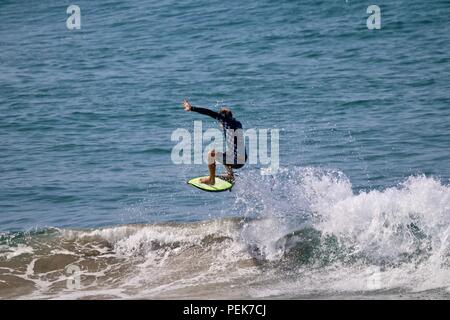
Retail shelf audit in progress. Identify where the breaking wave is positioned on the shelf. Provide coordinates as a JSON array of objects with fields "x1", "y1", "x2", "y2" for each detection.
[{"x1": 1, "y1": 167, "x2": 449, "y2": 299}]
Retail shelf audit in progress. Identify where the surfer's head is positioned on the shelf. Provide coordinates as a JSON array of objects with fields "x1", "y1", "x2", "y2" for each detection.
[{"x1": 219, "y1": 107, "x2": 233, "y2": 120}]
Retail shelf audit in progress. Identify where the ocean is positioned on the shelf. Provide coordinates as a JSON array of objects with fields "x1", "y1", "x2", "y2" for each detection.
[{"x1": 0, "y1": 0, "x2": 449, "y2": 299}]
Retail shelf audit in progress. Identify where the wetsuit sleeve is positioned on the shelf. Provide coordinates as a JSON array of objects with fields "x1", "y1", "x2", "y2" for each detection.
[{"x1": 191, "y1": 106, "x2": 226, "y2": 121}]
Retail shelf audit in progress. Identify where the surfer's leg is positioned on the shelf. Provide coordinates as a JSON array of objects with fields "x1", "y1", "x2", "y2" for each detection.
[
  {"x1": 221, "y1": 165, "x2": 234, "y2": 183},
  {"x1": 200, "y1": 149, "x2": 216, "y2": 185},
  {"x1": 216, "y1": 152, "x2": 234, "y2": 182}
]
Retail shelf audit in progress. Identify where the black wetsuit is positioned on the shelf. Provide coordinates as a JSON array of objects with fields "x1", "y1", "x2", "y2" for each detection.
[{"x1": 191, "y1": 106, "x2": 247, "y2": 169}]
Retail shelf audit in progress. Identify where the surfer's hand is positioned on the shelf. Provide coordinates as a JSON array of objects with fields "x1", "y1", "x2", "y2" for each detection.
[{"x1": 183, "y1": 99, "x2": 192, "y2": 111}]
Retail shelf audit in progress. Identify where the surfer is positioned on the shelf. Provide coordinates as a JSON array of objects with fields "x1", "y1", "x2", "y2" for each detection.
[{"x1": 183, "y1": 99, "x2": 247, "y2": 185}]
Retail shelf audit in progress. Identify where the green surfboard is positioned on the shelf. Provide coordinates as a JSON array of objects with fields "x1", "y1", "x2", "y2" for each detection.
[{"x1": 187, "y1": 176, "x2": 233, "y2": 192}]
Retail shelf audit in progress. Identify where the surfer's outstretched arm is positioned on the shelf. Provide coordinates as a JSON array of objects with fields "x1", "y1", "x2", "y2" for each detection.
[
  {"x1": 191, "y1": 106, "x2": 221, "y2": 119},
  {"x1": 183, "y1": 99, "x2": 226, "y2": 121}
]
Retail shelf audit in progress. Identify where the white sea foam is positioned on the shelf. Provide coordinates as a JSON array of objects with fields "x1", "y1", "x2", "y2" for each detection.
[
  {"x1": 0, "y1": 244, "x2": 34, "y2": 260},
  {"x1": 2, "y1": 167, "x2": 450, "y2": 299}
]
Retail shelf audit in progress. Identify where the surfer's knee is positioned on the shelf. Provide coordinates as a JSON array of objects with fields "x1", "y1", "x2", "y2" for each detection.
[{"x1": 207, "y1": 149, "x2": 216, "y2": 165}]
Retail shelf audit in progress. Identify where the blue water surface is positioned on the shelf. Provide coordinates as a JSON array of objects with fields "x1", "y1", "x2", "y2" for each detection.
[{"x1": 1, "y1": 0, "x2": 449, "y2": 231}]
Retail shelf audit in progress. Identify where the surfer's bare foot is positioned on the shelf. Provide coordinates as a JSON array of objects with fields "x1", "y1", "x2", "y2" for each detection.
[
  {"x1": 221, "y1": 165, "x2": 234, "y2": 183},
  {"x1": 220, "y1": 173, "x2": 234, "y2": 183},
  {"x1": 200, "y1": 176, "x2": 215, "y2": 185}
]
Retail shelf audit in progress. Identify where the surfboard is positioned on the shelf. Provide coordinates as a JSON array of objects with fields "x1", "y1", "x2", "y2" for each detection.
[{"x1": 187, "y1": 176, "x2": 233, "y2": 192}]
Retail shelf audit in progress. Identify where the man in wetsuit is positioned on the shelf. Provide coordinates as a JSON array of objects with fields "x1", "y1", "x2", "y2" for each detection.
[{"x1": 183, "y1": 99, "x2": 247, "y2": 185}]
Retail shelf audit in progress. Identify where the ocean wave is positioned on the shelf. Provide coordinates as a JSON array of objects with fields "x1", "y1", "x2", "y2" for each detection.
[{"x1": 1, "y1": 168, "x2": 449, "y2": 299}]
